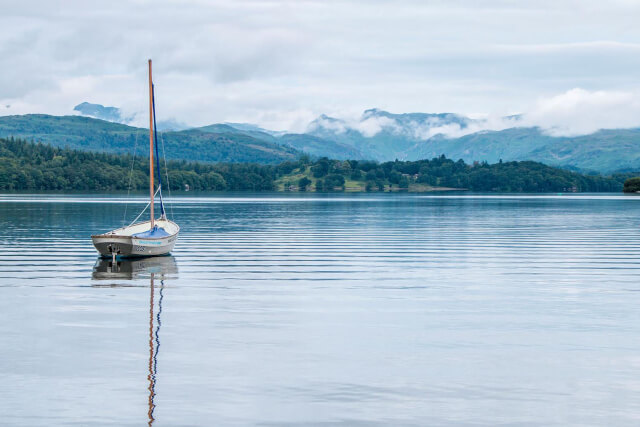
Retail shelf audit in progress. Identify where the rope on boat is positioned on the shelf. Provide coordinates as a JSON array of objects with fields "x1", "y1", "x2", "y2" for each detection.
[
  {"x1": 159, "y1": 131, "x2": 174, "y2": 220},
  {"x1": 123, "y1": 128, "x2": 141, "y2": 227},
  {"x1": 122, "y1": 79, "x2": 173, "y2": 227},
  {"x1": 129, "y1": 187, "x2": 161, "y2": 227},
  {"x1": 151, "y1": 83, "x2": 166, "y2": 218}
]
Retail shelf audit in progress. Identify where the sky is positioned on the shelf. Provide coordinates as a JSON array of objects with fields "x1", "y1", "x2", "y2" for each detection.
[{"x1": 2, "y1": 0, "x2": 640, "y2": 135}]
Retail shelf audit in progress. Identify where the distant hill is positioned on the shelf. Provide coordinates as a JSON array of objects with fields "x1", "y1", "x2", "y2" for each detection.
[
  {"x1": 306, "y1": 108, "x2": 479, "y2": 160},
  {"x1": 4, "y1": 109, "x2": 640, "y2": 172},
  {"x1": 404, "y1": 127, "x2": 640, "y2": 173},
  {"x1": 0, "y1": 114, "x2": 300, "y2": 164},
  {"x1": 73, "y1": 102, "x2": 187, "y2": 130},
  {"x1": 196, "y1": 122, "x2": 365, "y2": 159},
  {"x1": 278, "y1": 133, "x2": 365, "y2": 159},
  {"x1": 0, "y1": 137, "x2": 278, "y2": 191},
  {"x1": 73, "y1": 102, "x2": 127, "y2": 123},
  {"x1": 304, "y1": 109, "x2": 640, "y2": 173}
]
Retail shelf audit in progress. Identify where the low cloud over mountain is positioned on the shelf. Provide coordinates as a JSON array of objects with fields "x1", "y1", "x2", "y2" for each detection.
[
  {"x1": 73, "y1": 102, "x2": 132, "y2": 123},
  {"x1": 7, "y1": 89, "x2": 640, "y2": 173},
  {"x1": 73, "y1": 102, "x2": 187, "y2": 131},
  {"x1": 307, "y1": 88, "x2": 640, "y2": 141}
]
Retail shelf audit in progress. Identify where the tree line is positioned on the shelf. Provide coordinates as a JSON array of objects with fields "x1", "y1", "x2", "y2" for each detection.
[
  {"x1": 0, "y1": 137, "x2": 632, "y2": 192},
  {"x1": 0, "y1": 137, "x2": 277, "y2": 191},
  {"x1": 291, "y1": 156, "x2": 630, "y2": 193}
]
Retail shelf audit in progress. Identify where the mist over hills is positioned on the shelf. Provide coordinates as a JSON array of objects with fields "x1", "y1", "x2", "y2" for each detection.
[
  {"x1": 73, "y1": 102, "x2": 127, "y2": 123},
  {"x1": 303, "y1": 108, "x2": 640, "y2": 173},
  {"x1": 6, "y1": 104, "x2": 640, "y2": 173},
  {"x1": 73, "y1": 102, "x2": 188, "y2": 131},
  {"x1": 306, "y1": 108, "x2": 484, "y2": 161},
  {"x1": 253, "y1": 108, "x2": 640, "y2": 173}
]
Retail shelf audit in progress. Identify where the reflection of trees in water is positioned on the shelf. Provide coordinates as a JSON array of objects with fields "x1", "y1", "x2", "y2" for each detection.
[{"x1": 147, "y1": 273, "x2": 164, "y2": 426}]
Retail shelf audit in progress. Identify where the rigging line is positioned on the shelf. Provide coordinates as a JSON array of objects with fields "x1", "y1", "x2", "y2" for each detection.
[
  {"x1": 159, "y1": 132, "x2": 174, "y2": 220},
  {"x1": 124, "y1": 77, "x2": 146, "y2": 227},
  {"x1": 123, "y1": 129, "x2": 141, "y2": 227},
  {"x1": 151, "y1": 83, "x2": 165, "y2": 218},
  {"x1": 129, "y1": 187, "x2": 161, "y2": 227}
]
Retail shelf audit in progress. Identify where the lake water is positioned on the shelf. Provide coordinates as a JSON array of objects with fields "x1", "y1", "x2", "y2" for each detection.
[{"x1": 1, "y1": 193, "x2": 640, "y2": 426}]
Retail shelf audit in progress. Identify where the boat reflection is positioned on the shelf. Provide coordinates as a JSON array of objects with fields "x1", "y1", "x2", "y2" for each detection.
[
  {"x1": 92, "y1": 257, "x2": 173, "y2": 425},
  {"x1": 92, "y1": 255, "x2": 178, "y2": 281}
]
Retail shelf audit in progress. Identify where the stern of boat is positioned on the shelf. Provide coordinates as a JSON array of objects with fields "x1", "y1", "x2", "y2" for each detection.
[{"x1": 91, "y1": 234, "x2": 135, "y2": 257}]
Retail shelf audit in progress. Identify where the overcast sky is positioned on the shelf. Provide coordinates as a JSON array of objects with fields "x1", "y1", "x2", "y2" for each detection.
[{"x1": 2, "y1": 0, "x2": 640, "y2": 134}]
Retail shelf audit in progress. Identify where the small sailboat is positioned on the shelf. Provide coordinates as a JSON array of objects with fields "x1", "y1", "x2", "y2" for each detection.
[{"x1": 92, "y1": 60, "x2": 179, "y2": 258}]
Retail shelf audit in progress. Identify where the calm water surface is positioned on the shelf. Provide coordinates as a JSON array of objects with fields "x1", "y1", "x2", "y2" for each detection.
[{"x1": 1, "y1": 193, "x2": 640, "y2": 426}]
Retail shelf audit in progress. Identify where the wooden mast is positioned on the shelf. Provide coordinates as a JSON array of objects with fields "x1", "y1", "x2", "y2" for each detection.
[{"x1": 148, "y1": 59, "x2": 155, "y2": 229}]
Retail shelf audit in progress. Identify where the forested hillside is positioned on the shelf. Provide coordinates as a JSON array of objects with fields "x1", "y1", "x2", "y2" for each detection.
[
  {"x1": 5, "y1": 113, "x2": 640, "y2": 173},
  {"x1": 278, "y1": 156, "x2": 630, "y2": 192},
  {"x1": 0, "y1": 114, "x2": 299, "y2": 164},
  {"x1": 0, "y1": 137, "x2": 279, "y2": 191},
  {"x1": 0, "y1": 138, "x2": 631, "y2": 193}
]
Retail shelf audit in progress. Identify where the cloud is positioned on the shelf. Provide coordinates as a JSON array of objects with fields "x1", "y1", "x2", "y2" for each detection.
[
  {"x1": 308, "y1": 110, "x2": 520, "y2": 140},
  {"x1": 353, "y1": 115, "x2": 400, "y2": 137},
  {"x1": 2, "y1": 0, "x2": 640, "y2": 133},
  {"x1": 522, "y1": 88, "x2": 640, "y2": 136},
  {"x1": 307, "y1": 88, "x2": 640, "y2": 140},
  {"x1": 308, "y1": 115, "x2": 348, "y2": 134}
]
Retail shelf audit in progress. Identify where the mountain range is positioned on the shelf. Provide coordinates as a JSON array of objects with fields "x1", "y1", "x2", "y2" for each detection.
[
  {"x1": 73, "y1": 102, "x2": 188, "y2": 131},
  {"x1": 1, "y1": 104, "x2": 639, "y2": 173},
  {"x1": 303, "y1": 109, "x2": 640, "y2": 173},
  {"x1": 0, "y1": 114, "x2": 298, "y2": 164}
]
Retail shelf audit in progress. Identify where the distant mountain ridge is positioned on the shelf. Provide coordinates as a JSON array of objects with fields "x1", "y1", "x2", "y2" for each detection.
[
  {"x1": 301, "y1": 108, "x2": 640, "y2": 173},
  {"x1": 3, "y1": 106, "x2": 640, "y2": 172},
  {"x1": 306, "y1": 108, "x2": 515, "y2": 160},
  {"x1": 73, "y1": 102, "x2": 188, "y2": 131},
  {"x1": 73, "y1": 102, "x2": 127, "y2": 123},
  {"x1": 0, "y1": 114, "x2": 299, "y2": 164},
  {"x1": 196, "y1": 122, "x2": 367, "y2": 160}
]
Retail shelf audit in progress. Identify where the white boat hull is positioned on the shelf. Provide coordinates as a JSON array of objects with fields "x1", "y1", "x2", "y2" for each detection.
[{"x1": 91, "y1": 219, "x2": 179, "y2": 258}]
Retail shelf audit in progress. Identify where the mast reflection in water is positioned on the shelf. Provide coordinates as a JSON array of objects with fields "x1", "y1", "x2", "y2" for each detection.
[
  {"x1": 147, "y1": 272, "x2": 164, "y2": 425},
  {"x1": 92, "y1": 256, "x2": 177, "y2": 425}
]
